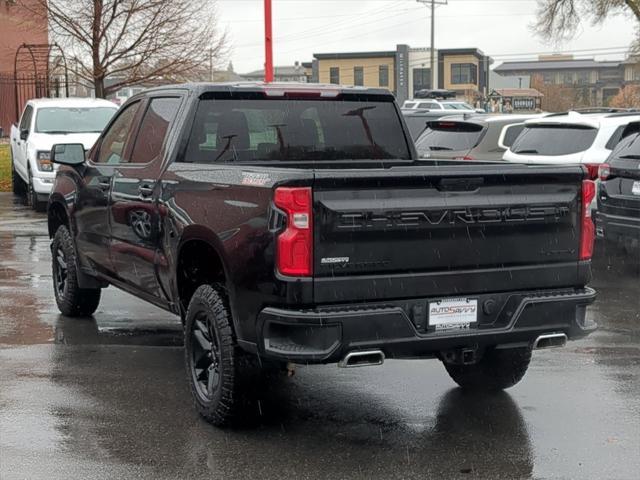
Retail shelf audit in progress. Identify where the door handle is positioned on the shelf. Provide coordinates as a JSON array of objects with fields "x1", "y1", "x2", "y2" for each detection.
[{"x1": 138, "y1": 184, "x2": 153, "y2": 198}]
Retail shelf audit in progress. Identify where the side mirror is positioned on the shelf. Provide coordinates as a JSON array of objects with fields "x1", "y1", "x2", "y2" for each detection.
[
  {"x1": 20, "y1": 129, "x2": 29, "y2": 141},
  {"x1": 51, "y1": 143, "x2": 86, "y2": 166}
]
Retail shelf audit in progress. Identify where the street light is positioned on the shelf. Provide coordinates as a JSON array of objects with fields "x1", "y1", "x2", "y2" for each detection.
[{"x1": 416, "y1": 0, "x2": 448, "y2": 90}]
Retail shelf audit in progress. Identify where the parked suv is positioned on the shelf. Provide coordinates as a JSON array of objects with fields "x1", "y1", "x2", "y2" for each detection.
[
  {"x1": 596, "y1": 121, "x2": 640, "y2": 257},
  {"x1": 10, "y1": 98, "x2": 118, "y2": 211},
  {"x1": 503, "y1": 111, "x2": 640, "y2": 167},
  {"x1": 414, "y1": 114, "x2": 543, "y2": 160},
  {"x1": 47, "y1": 83, "x2": 596, "y2": 426}
]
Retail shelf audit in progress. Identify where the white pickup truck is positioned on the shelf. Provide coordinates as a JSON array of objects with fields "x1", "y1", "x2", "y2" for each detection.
[{"x1": 10, "y1": 98, "x2": 118, "y2": 211}]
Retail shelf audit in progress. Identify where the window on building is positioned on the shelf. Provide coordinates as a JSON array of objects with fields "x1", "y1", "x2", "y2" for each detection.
[
  {"x1": 542, "y1": 72, "x2": 554, "y2": 85},
  {"x1": 450, "y1": 63, "x2": 477, "y2": 85},
  {"x1": 576, "y1": 71, "x2": 590, "y2": 85},
  {"x1": 379, "y1": 65, "x2": 389, "y2": 87},
  {"x1": 329, "y1": 67, "x2": 339, "y2": 85},
  {"x1": 413, "y1": 68, "x2": 431, "y2": 94},
  {"x1": 562, "y1": 72, "x2": 574, "y2": 85},
  {"x1": 354, "y1": 66, "x2": 364, "y2": 86}
]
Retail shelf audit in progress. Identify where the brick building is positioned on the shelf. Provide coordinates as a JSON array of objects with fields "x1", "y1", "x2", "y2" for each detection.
[
  {"x1": 0, "y1": 0, "x2": 48, "y2": 73},
  {"x1": 0, "y1": 0, "x2": 48, "y2": 135}
]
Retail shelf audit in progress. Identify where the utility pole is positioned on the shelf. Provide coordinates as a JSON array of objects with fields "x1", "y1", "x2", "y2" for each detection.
[
  {"x1": 417, "y1": 0, "x2": 447, "y2": 90},
  {"x1": 264, "y1": 0, "x2": 274, "y2": 82}
]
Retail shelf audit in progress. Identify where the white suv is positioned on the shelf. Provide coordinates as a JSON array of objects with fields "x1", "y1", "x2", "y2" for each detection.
[
  {"x1": 503, "y1": 111, "x2": 640, "y2": 167},
  {"x1": 10, "y1": 98, "x2": 118, "y2": 211}
]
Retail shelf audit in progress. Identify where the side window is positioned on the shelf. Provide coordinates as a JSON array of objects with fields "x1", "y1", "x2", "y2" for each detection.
[
  {"x1": 501, "y1": 123, "x2": 525, "y2": 148},
  {"x1": 605, "y1": 125, "x2": 625, "y2": 150},
  {"x1": 96, "y1": 101, "x2": 141, "y2": 164},
  {"x1": 19, "y1": 105, "x2": 33, "y2": 131},
  {"x1": 129, "y1": 97, "x2": 182, "y2": 164}
]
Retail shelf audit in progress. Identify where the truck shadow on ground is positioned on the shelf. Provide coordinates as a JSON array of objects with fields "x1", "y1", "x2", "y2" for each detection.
[{"x1": 49, "y1": 313, "x2": 534, "y2": 479}]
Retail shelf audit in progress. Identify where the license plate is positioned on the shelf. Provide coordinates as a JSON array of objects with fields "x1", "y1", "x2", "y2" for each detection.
[
  {"x1": 632, "y1": 181, "x2": 640, "y2": 196},
  {"x1": 428, "y1": 298, "x2": 478, "y2": 331}
]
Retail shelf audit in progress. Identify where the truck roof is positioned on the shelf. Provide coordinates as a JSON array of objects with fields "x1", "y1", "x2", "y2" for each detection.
[
  {"x1": 141, "y1": 81, "x2": 394, "y2": 98},
  {"x1": 26, "y1": 97, "x2": 118, "y2": 109}
]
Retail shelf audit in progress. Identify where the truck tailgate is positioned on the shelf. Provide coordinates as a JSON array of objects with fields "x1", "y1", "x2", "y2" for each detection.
[{"x1": 313, "y1": 163, "x2": 587, "y2": 303}]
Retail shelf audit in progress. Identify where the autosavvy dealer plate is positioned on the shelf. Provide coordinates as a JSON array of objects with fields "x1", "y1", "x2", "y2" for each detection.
[
  {"x1": 428, "y1": 298, "x2": 478, "y2": 331},
  {"x1": 632, "y1": 181, "x2": 640, "y2": 196}
]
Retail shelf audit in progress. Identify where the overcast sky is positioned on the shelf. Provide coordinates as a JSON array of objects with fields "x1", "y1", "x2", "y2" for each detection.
[{"x1": 216, "y1": 0, "x2": 637, "y2": 74}]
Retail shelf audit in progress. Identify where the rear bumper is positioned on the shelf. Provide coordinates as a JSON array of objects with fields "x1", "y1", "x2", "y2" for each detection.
[
  {"x1": 256, "y1": 287, "x2": 597, "y2": 363},
  {"x1": 596, "y1": 211, "x2": 640, "y2": 247}
]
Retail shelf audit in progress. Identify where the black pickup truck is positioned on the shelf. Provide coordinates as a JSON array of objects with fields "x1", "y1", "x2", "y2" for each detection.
[{"x1": 47, "y1": 83, "x2": 597, "y2": 426}]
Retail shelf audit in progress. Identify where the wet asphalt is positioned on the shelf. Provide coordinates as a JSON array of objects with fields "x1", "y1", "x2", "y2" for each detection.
[{"x1": 0, "y1": 192, "x2": 638, "y2": 480}]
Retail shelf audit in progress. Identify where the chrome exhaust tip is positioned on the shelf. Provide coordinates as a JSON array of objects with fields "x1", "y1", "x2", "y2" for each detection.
[
  {"x1": 338, "y1": 350, "x2": 385, "y2": 368},
  {"x1": 533, "y1": 333, "x2": 568, "y2": 350}
]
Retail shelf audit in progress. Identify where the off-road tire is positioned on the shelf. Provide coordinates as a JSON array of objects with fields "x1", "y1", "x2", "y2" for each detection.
[
  {"x1": 51, "y1": 225, "x2": 101, "y2": 317},
  {"x1": 443, "y1": 346, "x2": 532, "y2": 391},
  {"x1": 11, "y1": 153, "x2": 26, "y2": 196},
  {"x1": 28, "y1": 166, "x2": 46, "y2": 212},
  {"x1": 185, "y1": 284, "x2": 274, "y2": 427}
]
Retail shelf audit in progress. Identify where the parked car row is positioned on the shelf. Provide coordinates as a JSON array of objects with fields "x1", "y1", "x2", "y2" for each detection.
[
  {"x1": 9, "y1": 92, "x2": 638, "y2": 264},
  {"x1": 403, "y1": 108, "x2": 640, "y2": 258}
]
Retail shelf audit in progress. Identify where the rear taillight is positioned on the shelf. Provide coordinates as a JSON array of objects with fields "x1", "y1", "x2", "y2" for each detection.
[
  {"x1": 598, "y1": 163, "x2": 611, "y2": 181},
  {"x1": 584, "y1": 163, "x2": 600, "y2": 180},
  {"x1": 580, "y1": 180, "x2": 596, "y2": 260},
  {"x1": 454, "y1": 155, "x2": 475, "y2": 161},
  {"x1": 274, "y1": 187, "x2": 313, "y2": 276}
]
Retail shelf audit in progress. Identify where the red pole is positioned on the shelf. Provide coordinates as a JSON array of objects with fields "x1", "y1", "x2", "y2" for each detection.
[{"x1": 264, "y1": 0, "x2": 274, "y2": 82}]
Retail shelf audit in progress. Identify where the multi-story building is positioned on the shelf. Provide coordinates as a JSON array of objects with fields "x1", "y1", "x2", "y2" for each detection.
[
  {"x1": 312, "y1": 50, "x2": 396, "y2": 92},
  {"x1": 494, "y1": 55, "x2": 639, "y2": 108},
  {"x1": 311, "y1": 45, "x2": 491, "y2": 104}
]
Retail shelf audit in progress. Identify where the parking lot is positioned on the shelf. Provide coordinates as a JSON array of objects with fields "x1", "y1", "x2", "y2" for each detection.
[{"x1": 0, "y1": 192, "x2": 638, "y2": 480}]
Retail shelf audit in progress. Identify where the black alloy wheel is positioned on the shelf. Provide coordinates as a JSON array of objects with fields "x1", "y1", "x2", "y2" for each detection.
[
  {"x1": 53, "y1": 245, "x2": 68, "y2": 299},
  {"x1": 189, "y1": 310, "x2": 223, "y2": 403}
]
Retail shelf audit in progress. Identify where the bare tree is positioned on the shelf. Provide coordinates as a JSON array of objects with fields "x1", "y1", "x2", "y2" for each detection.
[
  {"x1": 22, "y1": 0, "x2": 227, "y2": 97},
  {"x1": 534, "y1": 0, "x2": 640, "y2": 43},
  {"x1": 609, "y1": 84, "x2": 640, "y2": 106}
]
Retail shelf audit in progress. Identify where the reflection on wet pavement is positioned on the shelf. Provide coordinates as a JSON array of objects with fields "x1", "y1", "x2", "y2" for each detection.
[{"x1": 0, "y1": 193, "x2": 639, "y2": 480}]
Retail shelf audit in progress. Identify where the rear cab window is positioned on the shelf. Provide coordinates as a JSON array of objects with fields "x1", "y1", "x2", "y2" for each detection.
[
  {"x1": 510, "y1": 124, "x2": 597, "y2": 156},
  {"x1": 415, "y1": 121, "x2": 485, "y2": 154},
  {"x1": 183, "y1": 93, "x2": 411, "y2": 164}
]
